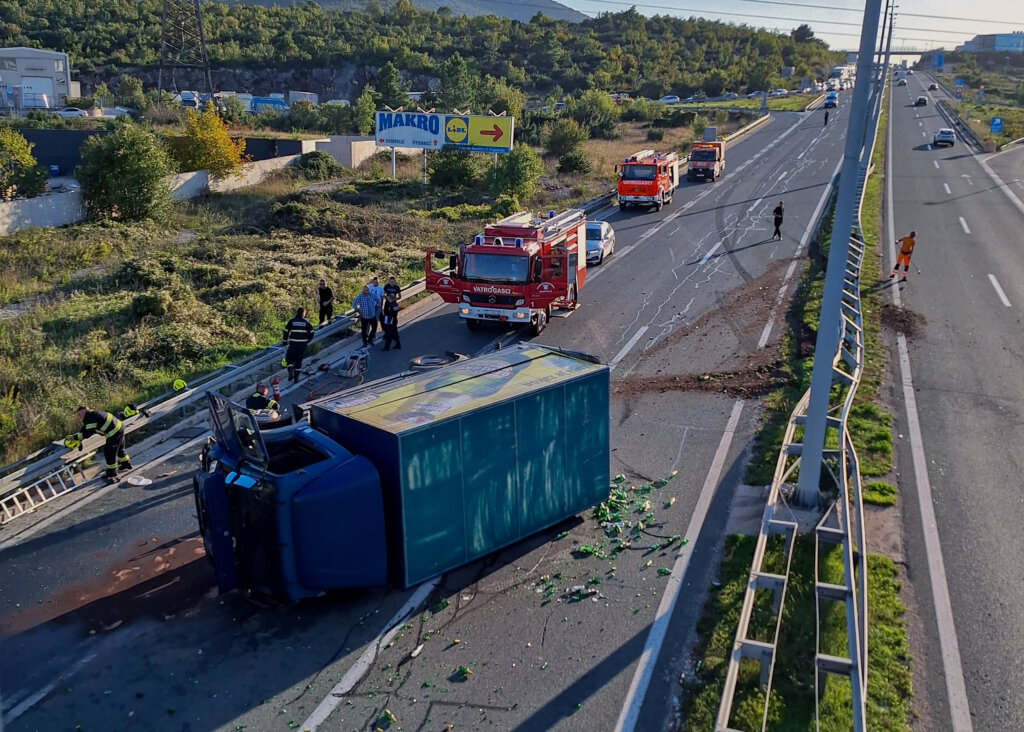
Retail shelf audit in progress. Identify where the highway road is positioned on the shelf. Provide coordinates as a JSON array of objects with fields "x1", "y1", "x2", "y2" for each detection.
[
  {"x1": 0, "y1": 100, "x2": 849, "y2": 732},
  {"x1": 888, "y1": 72, "x2": 1024, "y2": 732}
]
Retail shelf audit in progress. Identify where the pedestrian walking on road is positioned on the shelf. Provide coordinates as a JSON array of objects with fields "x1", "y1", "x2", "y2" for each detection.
[
  {"x1": 317, "y1": 279, "x2": 334, "y2": 327},
  {"x1": 824, "y1": 109, "x2": 829, "y2": 125},
  {"x1": 245, "y1": 383, "x2": 279, "y2": 411},
  {"x1": 891, "y1": 230, "x2": 917, "y2": 282},
  {"x1": 283, "y1": 307, "x2": 314, "y2": 382},
  {"x1": 352, "y1": 285, "x2": 381, "y2": 346},
  {"x1": 67, "y1": 407, "x2": 132, "y2": 484},
  {"x1": 381, "y1": 293, "x2": 402, "y2": 351},
  {"x1": 771, "y1": 201, "x2": 785, "y2": 240}
]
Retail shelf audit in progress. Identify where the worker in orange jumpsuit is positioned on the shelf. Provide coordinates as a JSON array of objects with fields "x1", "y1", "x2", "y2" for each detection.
[{"x1": 891, "y1": 231, "x2": 916, "y2": 282}]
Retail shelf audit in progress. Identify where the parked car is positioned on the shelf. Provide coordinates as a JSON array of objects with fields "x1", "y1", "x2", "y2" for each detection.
[
  {"x1": 745, "y1": 90, "x2": 765, "y2": 98},
  {"x1": 659, "y1": 95, "x2": 681, "y2": 104},
  {"x1": 915, "y1": 96, "x2": 928, "y2": 106},
  {"x1": 768, "y1": 88, "x2": 789, "y2": 98},
  {"x1": 55, "y1": 107, "x2": 86, "y2": 118},
  {"x1": 928, "y1": 83, "x2": 939, "y2": 91},
  {"x1": 585, "y1": 221, "x2": 616, "y2": 265},
  {"x1": 933, "y1": 128, "x2": 955, "y2": 147}
]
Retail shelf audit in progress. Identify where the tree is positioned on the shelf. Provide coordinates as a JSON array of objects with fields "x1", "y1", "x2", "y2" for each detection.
[
  {"x1": 0, "y1": 128, "x2": 44, "y2": 199},
  {"x1": 477, "y1": 76, "x2": 526, "y2": 120},
  {"x1": 219, "y1": 95, "x2": 249, "y2": 123},
  {"x1": 93, "y1": 81, "x2": 112, "y2": 106},
  {"x1": 376, "y1": 61, "x2": 409, "y2": 109},
  {"x1": 172, "y1": 101, "x2": 246, "y2": 180},
  {"x1": 791, "y1": 24, "x2": 815, "y2": 43},
  {"x1": 355, "y1": 86, "x2": 376, "y2": 135},
  {"x1": 569, "y1": 89, "x2": 619, "y2": 138},
  {"x1": 487, "y1": 142, "x2": 543, "y2": 201},
  {"x1": 544, "y1": 118, "x2": 588, "y2": 158},
  {"x1": 78, "y1": 122, "x2": 175, "y2": 221},
  {"x1": 437, "y1": 52, "x2": 475, "y2": 111},
  {"x1": 118, "y1": 74, "x2": 145, "y2": 108}
]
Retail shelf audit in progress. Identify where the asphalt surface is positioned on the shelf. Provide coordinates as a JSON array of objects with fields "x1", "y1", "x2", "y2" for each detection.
[
  {"x1": 0, "y1": 103, "x2": 851, "y2": 732},
  {"x1": 888, "y1": 73, "x2": 1024, "y2": 732}
]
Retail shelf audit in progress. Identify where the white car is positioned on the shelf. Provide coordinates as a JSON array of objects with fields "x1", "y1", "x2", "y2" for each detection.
[
  {"x1": 933, "y1": 128, "x2": 955, "y2": 147},
  {"x1": 56, "y1": 107, "x2": 87, "y2": 118},
  {"x1": 586, "y1": 221, "x2": 616, "y2": 265},
  {"x1": 659, "y1": 95, "x2": 681, "y2": 104}
]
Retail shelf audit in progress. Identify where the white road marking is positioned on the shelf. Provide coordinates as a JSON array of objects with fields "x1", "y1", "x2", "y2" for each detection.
[
  {"x1": 614, "y1": 400, "x2": 744, "y2": 732},
  {"x1": 943, "y1": 183, "x2": 951, "y2": 195},
  {"x1": 980, "y1": 155, "x2": 1024, "y2": 218},
  {"x1": 3, "y1": 651, "x2": 97, "y2": 722},
  {"x1": 758, "y1": 157, "x2": 843, "y2": 348},
  {"x1": 886, "y1": 88, "x2": 974, "y2": 732},
  {"x1": 699, "y1": 241, "x2": 723, "y2": 265},
  {"x1": 934, "y1": 160, "x2": 940, "y2": 169},
  {"x1": 959, "y1": 216, "x2": 971, "y2": 234},
  {"x1": 609, "y1": 326, "x2": 649, "y2": 370},
  {"x1": 302, "y1": 579, "x2": 440, "y2": 730},
  {"x1": 988, "y1": 274, "x2": 1012, "y2": 307},
  {"x1": 897, "y1": 335, "x2": 975, "y2": 731}
]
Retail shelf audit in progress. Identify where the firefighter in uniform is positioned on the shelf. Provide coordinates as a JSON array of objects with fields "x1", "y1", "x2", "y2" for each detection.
[
  {"x1": 245, "y1": 383, "x2": 279, "y2": 411},
  {"x1": 283, "y1": 307, "x2": 314, "y2": 383},
  {"x1": 66, "y1": 406, "x2": 135, "y2": 484}
]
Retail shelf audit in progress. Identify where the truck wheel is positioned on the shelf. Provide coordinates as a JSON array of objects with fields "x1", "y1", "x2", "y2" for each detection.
[
  {"x1": 568, "y1": 284, "x2": 577, "y2": 304},
  {"x1": 655, "y1": 198, "x2": 663, "y2": 211},
  {"x1": 530, "y1": 309, "x2": 548, "y2": 336},
  {"x1": 466, "y1": 318, "x2": 481, "y2": 331}
]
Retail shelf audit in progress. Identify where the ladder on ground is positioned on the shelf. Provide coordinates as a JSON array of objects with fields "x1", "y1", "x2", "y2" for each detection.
[{"x1": 0, "y1": 461, "x2": 90, "y2": 525}]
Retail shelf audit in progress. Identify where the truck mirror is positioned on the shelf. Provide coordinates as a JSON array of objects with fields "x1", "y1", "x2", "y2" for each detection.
[
  {"x1": 533, "y1": 259, "x2": 542, "y2": 282},
  {"x1": 449, "y1": 254, "x2": 458, "y2": 271}
]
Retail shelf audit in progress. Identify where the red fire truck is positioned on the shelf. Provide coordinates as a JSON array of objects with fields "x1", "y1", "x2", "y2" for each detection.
[
  {"x1": 426, "y1": 209, "x2": 587, "y2": 335},
  {"x1": 616, "y1": 149, "x2": 681, "y2": 211}
]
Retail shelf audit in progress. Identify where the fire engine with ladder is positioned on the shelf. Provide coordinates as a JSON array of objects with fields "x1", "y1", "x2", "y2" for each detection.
[
  {"x1": 426, "y1": 209, "x2": 587, "y2": 336},
  {"x1": 616, "y1": 149, "x2": 681, "y2": 211}
]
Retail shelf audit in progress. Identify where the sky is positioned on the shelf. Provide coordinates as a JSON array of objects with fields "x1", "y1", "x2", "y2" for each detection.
[{"x1": 566, "y1": 0, "x2": 1024, "y2": 55}]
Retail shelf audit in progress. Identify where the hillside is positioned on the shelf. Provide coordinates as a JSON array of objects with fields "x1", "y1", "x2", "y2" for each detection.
[
  {"x1": 224, "y1": 0, "x2": 587, "y2": 23},
  {"x1": 0, "y1": 1, "x2": 841, "y2": 98}
]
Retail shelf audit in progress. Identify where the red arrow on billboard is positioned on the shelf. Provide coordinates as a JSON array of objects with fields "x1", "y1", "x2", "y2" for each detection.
[{"x1": 481, "y1": 124, "x2": 504, "y2": 142}]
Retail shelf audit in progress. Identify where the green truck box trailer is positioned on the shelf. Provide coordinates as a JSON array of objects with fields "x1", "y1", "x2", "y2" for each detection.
[{"x1": 308, "y1": 343, "x2": 610, "y2": 588}]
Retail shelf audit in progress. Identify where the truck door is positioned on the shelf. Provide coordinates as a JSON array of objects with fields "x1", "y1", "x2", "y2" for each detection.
[
  {"x1": 425, "y1": 250, "x2": 461, "y2": 301},
  {"x1": 534, "y1": 251, "x2": 569, "y2": 305}
]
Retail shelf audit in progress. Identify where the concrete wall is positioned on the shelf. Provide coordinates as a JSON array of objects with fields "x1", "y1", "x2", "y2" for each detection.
[
  {"x1": 0, "y1": 190, "x2": 83, "y2": 235},
  {"x1": 2, "y1": 154, "x2": 300, "y2": 234},
  {"x1": 315, "y1": 136, "x2": 418, "y2": 169}
]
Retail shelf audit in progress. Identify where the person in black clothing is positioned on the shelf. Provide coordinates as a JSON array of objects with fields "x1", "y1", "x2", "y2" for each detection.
[
  {"x1": 381, "y1": 293, "x2": 402, "y2": 351},
  {"x1": 383, "y1": 276, "x2": 402, "y2": 301},
  {"x1": 283, "y1": 307, "x2": 314, "y2": 382},
  {"x1": 771, "y1": 201, "x2": 784, "y2": 240},
  {"x1": 245, "y1": 383, "x2": 279, "y2": 411},
  {"x1": 317, "y1": 279, "x2": 334, "y2": 327},
  {"x1": 68, "y1": 407, "x2": 132, "y2": 484},
  {"x1": 824, "y1": 109, "x2": 829, "y2": 125}
]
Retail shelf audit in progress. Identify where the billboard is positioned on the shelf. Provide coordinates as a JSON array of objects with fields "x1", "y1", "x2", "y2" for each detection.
[{"x1": 376, "y1": 111, "x2": 514, "y2": 153}]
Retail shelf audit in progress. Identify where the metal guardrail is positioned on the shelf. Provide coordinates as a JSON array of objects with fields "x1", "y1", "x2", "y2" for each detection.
[{"x1": 715, "y1": 91, "x2": 879, "y2": 731}]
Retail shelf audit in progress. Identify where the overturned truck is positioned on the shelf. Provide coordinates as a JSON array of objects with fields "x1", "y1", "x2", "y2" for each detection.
[{"x1": 194, "y1": 344, "x2": 610, "y2": 603}]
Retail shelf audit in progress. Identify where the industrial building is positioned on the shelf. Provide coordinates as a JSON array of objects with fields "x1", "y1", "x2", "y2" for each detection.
[
  {"x1": 0, "y1": 46, "x2": 74, "y2": 110},
  {"x1": 956, "y1": 32, "x2": 1024, "y2": 54}
]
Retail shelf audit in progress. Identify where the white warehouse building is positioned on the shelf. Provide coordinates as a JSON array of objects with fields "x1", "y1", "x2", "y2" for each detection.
[{"x1": 0, "y1": 47, "x2": 73, "y2": 110}]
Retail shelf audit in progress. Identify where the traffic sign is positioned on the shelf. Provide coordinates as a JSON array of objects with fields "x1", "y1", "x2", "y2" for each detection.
[
  {"x1": 956, "y1": 78, "x2": 964, "y2": 87},
  {"x1": 452, "y1": 116, "x2": 514, "y2": 153},
  {"x1": 991, "y1": 117, "x2": 1003, "y2": 133},
  {"x1": 955, "y1": 92, "x2": 963, "y2": 101}
]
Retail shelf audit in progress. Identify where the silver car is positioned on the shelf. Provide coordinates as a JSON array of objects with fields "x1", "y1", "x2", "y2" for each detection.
[{"x1": 586, "y1": 221, "x2": 616, "y2": 265}]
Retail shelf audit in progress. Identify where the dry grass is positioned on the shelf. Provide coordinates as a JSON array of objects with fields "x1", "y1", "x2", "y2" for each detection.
[{"x1": 583, "y1": 122, "x2": 701, "y2": 176}]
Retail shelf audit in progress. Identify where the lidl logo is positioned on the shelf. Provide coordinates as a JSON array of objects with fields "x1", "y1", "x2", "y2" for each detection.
[{"x1": 445, "y1": 117, "x2": 469, "y2": 144}]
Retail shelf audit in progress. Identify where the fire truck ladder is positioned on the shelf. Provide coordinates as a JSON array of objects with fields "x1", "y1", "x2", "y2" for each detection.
[{"x1": 1, "y1": 458, "x2": 91, "y2": 524}]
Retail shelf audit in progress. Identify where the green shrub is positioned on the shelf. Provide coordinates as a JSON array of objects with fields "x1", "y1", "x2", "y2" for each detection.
[
  {"x1": 114, "y1": 257, "x2": 175, "y2": 290},
  {"x1": 16, "y1": 166, "x2": 48, "y2": 198},
  {"x1": 293, "y1": 151, "x2": 347, "y2": 181},
  {"x1": 646, "y1": 127, "x2": 665, "y2": 142},
  {"x1": 487, "y1": 142, "x2": 543, "y2": 201},
  {"x1": 78, "y1": 122, "x2": 175, "y2": 222},
  {"x1": 557, "y1": 149, "x2": 593, "y2": 175},
  {"x1": 223, "y1": 292, "x2": 281, "y2": 332},
  {"x1": 491, "y1": 194, "x2": 519, "y2": 217},
  {"x1": 130, "y1": 290, "x2": 173, "y2": 319},
  {"x1": 428, "y1": 148, "x2": 480, "y2": 188}
]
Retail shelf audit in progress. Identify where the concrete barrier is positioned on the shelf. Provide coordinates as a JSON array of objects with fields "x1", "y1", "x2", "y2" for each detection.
[{"x1": 0, "y1": 189, "x2": 84, "y2": 236}]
